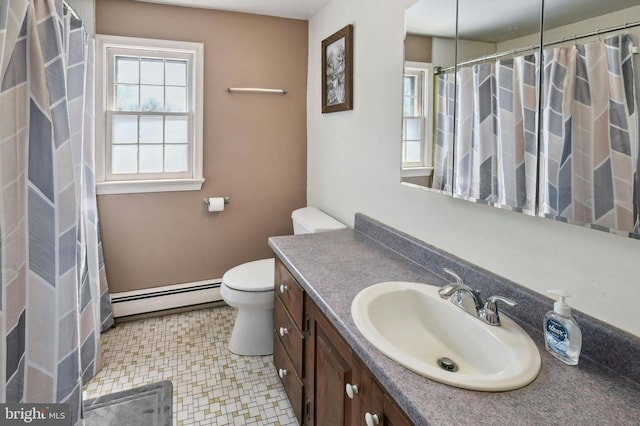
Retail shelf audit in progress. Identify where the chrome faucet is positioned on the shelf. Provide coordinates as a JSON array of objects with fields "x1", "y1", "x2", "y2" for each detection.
[{"x1": 438, "y1": 268, "x2": 517, "y2": 326}]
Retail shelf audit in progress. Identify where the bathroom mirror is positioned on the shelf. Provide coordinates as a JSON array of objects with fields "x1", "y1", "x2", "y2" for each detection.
[
  {"x1": 402, "y1": 0, "x2": 544, "y2": 210},
  {"x1": 452, "y1": 0, "x2": 542, "y2": 214},
  {"x1": 402, "y1": 0, "x2": 456, "y2": 194},
  {"x1": 402, "y1": 0, "x2": 640, "y2": 239},
  {"x1": 538, "y1": 0, "x2": 640, "y2": 237}
]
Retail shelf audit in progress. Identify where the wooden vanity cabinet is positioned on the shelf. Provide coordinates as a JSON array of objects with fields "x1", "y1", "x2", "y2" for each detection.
[
  {"x1": 273, "y1": 259, "x2": 305, "y2": 423},
  {"x1": 273, "y1": 258, "x2": 414, "y2": 426},
  {"x1": 304, "y1": 295, "x2": 361, "y2": 426}
]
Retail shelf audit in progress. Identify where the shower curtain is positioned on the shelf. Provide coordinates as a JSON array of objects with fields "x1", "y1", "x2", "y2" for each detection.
[
  {"x1": 433, "y1": 34, "x2": 638, "y2": 233},
  {"x1": 0, "y1": 0, "x2": 113, "y2": 424},
  {"x1": 539, "y1": 35, "x2": 639, "y2": 234},
  {"x1": 432, "y1": 72, "x2": 455, "y2": 192},
  {"x1": 453, "y1": 54, "x2": 539, "y2": 210}
]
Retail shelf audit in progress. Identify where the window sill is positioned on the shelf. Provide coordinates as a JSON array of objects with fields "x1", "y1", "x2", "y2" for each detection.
[
  {"x1": 97, "y1": 178, "x2": 205, "y2": 195},
  {"x1": 402, "y1": 167, "x2": 433, "y2": 178}
]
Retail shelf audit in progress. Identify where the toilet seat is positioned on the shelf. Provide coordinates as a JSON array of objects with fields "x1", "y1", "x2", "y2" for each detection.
[{"x1": 222, "y1": 258, "x2": 274, "y2": 292}]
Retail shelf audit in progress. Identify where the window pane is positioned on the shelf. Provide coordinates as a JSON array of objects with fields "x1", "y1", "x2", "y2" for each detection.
[
  {"x1": 116, "y1": 56, "x2": 139, "y2": 84},
  {"x1": 164, "y1": 144, "x2": 188, "y2": 172},
  {"x1": 403, "y1": 97, "x2": 416, "y2": 116},
  {"x1": 116, "y1": 85, "x2": 139, "y2": 111},
  {"x1": 140, "y1": 116, "x2": 164, "y2": 144},
  {"x1": 140, "y1": 85, "x2": 164, "y2": 111},
  {"x1": 165, "y1": 116, "x2": 188, "y2": 143},
  {"x1": 405, "y1": 141, "x2": 422, "y2": 163},
  {"x1": 112, "y1": 115, "x2": 138, "y2": 144},
  {"x1": 112, "y1": 145, "x2": 138, "y2": 174},
  {"x1": 404, "y1": 118, "x2": 421, "y2": 140},
  {"x1": 140, "y1": 58, "x2": 164, "y2": 85},
  {"x1": 166, "y1": 60, "x2": 187, "y2": 86},
  {"x1": 139, "y1": 145, "x2": 164, "y2": 173},
  {"x1": 404, "y1": 75, "x2": 416, "y2": 96},
  {"x1": 166, "y1": 87, "x2": 187, "y2": 112}
]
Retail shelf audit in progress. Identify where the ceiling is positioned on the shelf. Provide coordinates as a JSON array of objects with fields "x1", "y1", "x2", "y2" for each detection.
[
  {"x1": 133, "y1": 0, "x2": 331, "y2": 20},
  {"x1": 134, "y1": 0, "x2": 638, "y2": 43}
]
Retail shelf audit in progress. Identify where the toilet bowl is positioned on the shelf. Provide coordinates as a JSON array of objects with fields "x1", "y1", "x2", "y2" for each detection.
[
  {"x1": 221, "y1": 207, "x2": 346, "y2": 355},
  {"x1": 221, "y1": 259, "x2": 275, "y2": 356}
]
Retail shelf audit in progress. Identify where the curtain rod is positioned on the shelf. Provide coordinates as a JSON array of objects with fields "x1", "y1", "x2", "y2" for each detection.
[{"x1": 435, "y1": 20, "x2": 640, "y2": 74}]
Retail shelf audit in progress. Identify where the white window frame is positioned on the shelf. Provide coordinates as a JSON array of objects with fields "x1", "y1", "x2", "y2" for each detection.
[
  {"x1": 402, "y1": 61, "x2": 434, "y2": 178},
  {"x1": 95, "y1": 34, "x2": 205, "y2": 195}
]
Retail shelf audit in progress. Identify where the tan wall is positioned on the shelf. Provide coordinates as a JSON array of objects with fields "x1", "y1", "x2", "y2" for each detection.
[
  {"x1": 402, "y1": 175, "x2": 431, "y2": 187},
  {"x1": 96, "y1": 0, "x2": 308, "y2": 293},
  {"x1": 404, "y1": 34, "x2": 432, "y2": 63}
]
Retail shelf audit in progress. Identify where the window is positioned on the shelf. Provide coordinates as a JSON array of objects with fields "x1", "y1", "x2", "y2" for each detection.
[
  {"x1": 96, "y1": 35, "x2": 204, "y2": 194},
  {"x1": 402, "y1": 62, "x2": 433, "y2": 177}
]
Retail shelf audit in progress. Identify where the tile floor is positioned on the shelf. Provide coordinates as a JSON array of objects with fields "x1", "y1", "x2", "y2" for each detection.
[{"x1": 82, "y1": 306, "x2": 298, "y2": 426}]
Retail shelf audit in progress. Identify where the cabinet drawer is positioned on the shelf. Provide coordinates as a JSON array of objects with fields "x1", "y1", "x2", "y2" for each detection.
[
  {"x1": 273, "y1": 333, "x2": 304, "y2": 424},
  {"x1": 275, "y1": 258, "x2": 304, "y2": 331},
  {"x1": 274, "y1": 296, "x2": 304, "y2": 377}
]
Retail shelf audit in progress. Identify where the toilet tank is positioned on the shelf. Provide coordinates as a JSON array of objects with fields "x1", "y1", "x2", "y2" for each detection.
[{"x1": 291, "y1": 207, "x2": 347, "y2": 235}]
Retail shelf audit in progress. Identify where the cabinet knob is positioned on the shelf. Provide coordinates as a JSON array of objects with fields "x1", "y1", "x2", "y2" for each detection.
[
  {"x1": 279, "y1": 284, "x2": 288, "y2": 293},
  {"x1": 278, "y1": 369, "x2": 287, "y2": 378},
  {"x1": 279, "y1": 327, "x2": 289, "y2": 337},
  {"x1": 345, "y1": 383, "x2": 359, "y2": 399},
  {"x1": 365, "y1": 413, "x2": 380, "y2": 426}
]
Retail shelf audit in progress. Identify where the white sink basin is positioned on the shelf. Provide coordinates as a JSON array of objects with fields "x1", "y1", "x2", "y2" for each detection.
[{"x1": 351, "y1": 281, "x2": 541, "y2": 391}]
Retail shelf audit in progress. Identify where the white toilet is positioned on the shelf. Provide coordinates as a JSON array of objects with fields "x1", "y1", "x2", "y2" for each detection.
[{"x1": 220, "y1": 207, "x2": 347, "y2": 355}]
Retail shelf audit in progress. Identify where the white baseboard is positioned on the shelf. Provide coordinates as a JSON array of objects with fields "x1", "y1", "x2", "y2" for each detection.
[{"x1": 110, "y1": 279, "x2": 223, "y2": 317}]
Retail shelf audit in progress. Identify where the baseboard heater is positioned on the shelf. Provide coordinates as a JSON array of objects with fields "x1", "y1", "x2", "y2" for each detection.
[{"x1": 110, "y1": 279, "x2": 223, "y2": 318}]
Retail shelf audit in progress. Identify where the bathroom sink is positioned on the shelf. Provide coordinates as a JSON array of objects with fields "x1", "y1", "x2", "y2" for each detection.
[{"x1": 351, "y1": 281, "x2": 541, "y2": 391}]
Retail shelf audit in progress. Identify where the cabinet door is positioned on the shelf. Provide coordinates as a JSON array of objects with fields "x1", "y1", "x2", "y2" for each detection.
[
  {"x1": 382, "y1": 394, "x2": 413, "y2": 426},
  {"x1": 360, "y1": 367, "x2": 414, "y2": 426},
  {"x1": 360, "y1": 366, "x2": 384, "y2": 426},
  {"x1": 305, "y1": 296, "x2": 361, "y2": 426}
]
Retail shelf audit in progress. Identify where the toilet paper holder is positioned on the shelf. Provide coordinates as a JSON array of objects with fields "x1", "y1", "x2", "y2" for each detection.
[{"x1": 203, "y1": 197, "x2": 230, "y2": 208}]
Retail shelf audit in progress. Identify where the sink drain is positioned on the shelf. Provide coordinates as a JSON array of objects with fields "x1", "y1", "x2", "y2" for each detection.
[{"x1": 437, "y1": 357, "x2": 459, "y2": 372}]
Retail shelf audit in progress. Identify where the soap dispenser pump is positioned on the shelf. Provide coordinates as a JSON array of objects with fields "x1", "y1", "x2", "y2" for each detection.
[{"x1": 544, "y1": 290, "x2": 582, "y2": 365}]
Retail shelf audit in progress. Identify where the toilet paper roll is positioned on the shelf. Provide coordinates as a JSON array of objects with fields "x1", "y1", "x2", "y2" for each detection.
[{"x1": 207, "y1": 197, "x2": 225, "y2": 212}]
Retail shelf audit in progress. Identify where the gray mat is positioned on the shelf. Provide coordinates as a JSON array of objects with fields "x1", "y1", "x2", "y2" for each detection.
[{"x1": 83, "y1": 380, "x2": 172, "y2": 426}]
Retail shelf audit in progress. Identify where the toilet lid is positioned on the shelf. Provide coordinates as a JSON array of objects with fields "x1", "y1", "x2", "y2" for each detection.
[{"x1": 222, "y1": 258, "x2": 275, "y2": 292}]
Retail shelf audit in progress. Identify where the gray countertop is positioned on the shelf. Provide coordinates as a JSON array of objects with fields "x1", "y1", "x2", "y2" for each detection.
[{"x1": 268, "y1": 228, "x2": 640, "y2": 426}]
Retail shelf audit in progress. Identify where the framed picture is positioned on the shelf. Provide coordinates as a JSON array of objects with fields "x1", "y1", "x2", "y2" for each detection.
[{"x1": 322, "y1": 24, "x2": 353, "y2": 113}]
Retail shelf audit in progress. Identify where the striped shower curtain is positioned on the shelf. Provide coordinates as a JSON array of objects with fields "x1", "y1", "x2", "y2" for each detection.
[
  {"x1": 452, "y1": 54, "x2": 539, "y2": 210},
  {"x1": 539, "y1": 35, "x2": 639, "y2": 235},
  {"x1": 0, "y1": 0, "x2": 113, "y2": 424},
  {"x1": 432, "y1": 72, "x2": 455, "y2": 192}
]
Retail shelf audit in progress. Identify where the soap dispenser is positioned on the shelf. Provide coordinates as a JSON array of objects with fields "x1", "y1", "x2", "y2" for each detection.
[{"x1": 544, "y1": 290, "x2": 582, "y2": 365}]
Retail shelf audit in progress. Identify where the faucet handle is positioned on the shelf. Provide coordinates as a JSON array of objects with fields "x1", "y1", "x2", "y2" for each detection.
[
  {"x1": 438, "y1": 268, "x2": 466, "y2": 299},
  {"x1": 443, "y1": 268, "x2": 464, "y2": 284},
  {"x1": 482, "y1": 295, "x2": 517, "y2": 326}
]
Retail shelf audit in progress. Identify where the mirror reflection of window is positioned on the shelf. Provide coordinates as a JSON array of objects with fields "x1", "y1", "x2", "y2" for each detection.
[{"x1": 402, "y1": 62, "x2": 433, "y2": 178}]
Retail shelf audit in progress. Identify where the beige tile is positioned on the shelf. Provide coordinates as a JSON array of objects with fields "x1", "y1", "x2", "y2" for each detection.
[{"x1": 83, "y1": 306, "x2": 297, "y2": 425}]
